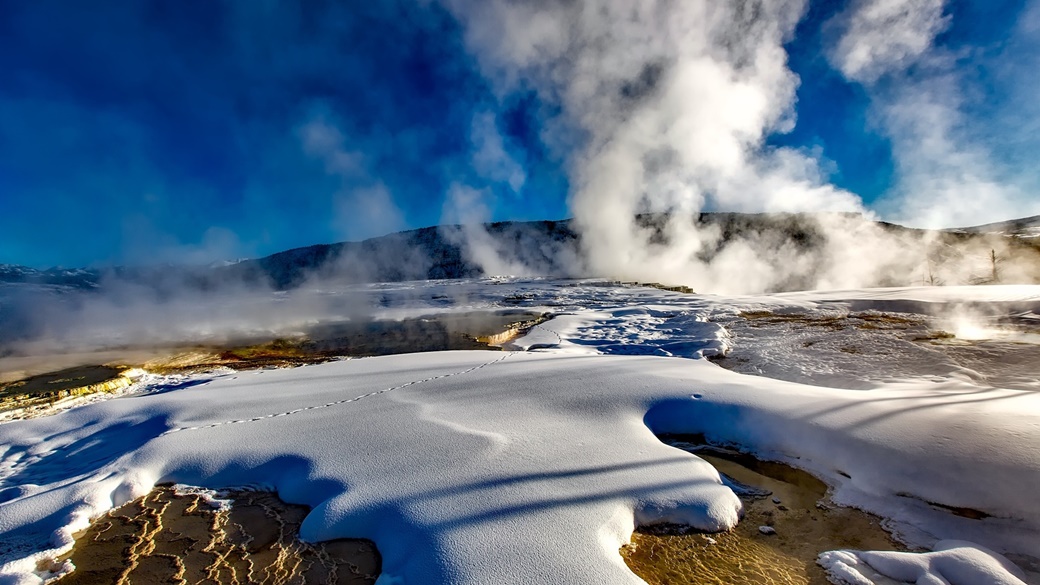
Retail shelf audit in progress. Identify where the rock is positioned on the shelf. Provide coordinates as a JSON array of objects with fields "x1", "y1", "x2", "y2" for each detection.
[{"x1": 759, "y1": 526, "x2": 777, "y2": 535}]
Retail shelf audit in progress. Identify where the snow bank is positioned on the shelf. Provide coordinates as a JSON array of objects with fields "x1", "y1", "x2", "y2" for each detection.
[
  {"x1": 1, "y1": 352, "x2": 747, "y2": 585},
  {"x1": 775, "y1": 285, "x2": 1040, "y2": 306},
  {"x1": 820, "y1": 541, "x2": 1029, "y2": 585},
  {"x1": 644, "y1": 372, "x2": 1040, "y2": 556},
  {"x1": 511, "y1": 305, "x2": 731, "y2": 358}
]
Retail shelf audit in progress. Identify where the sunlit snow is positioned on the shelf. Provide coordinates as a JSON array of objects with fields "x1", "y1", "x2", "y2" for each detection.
[{"x1": 1, "y1": 279, "x2": 1038, "y2": 585}]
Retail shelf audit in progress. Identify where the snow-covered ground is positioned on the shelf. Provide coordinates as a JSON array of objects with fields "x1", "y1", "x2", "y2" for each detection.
[{"x1": 1, "y1": 279, "x2": 1039, "y2": 585}]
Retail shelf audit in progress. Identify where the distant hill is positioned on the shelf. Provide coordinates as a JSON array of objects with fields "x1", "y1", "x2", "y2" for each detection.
[
  {"x1": 218, "y1": 220, "x2": 579, "y2": 289},
  {"x1": 0, "y1": 220, "x2": 581, "y2": 292},
  {"x1": 3, "y1": 213, "x2": 1040, "y2": 292},
  {"x1": 949, "y1": 215, "x2": 1040, "y2": 238}
]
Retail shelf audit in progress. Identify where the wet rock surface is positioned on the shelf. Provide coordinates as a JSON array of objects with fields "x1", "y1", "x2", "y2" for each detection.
[
  {"x1": 0, "y1": 366, "x2": 133, "y2": 412},
  {"x1": 622, "y1": 437, "x2": 903, "y2": 585},
  {"x1": 138, "y1": 310, "x2": 547, "y2": 375},
  {"x1": 0, "y1": 310, "x2": 547, "y2": 419},
  {"x1": 712, "y1": 309, "x2": 1040, "y2": 391},
  {"x1": 55, "y1": 486, "x2": 380, "y2": 585}
]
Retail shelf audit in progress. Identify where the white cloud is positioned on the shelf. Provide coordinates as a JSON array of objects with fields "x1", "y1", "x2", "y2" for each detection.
[
  {"x1": 296, "y1": 110, "x2": 406, "y2": 241},
  {"x1": 334, "y1": 182, "x2": 406, "y2": 242},
  {"x1": 436, "y1": 0, "x2": 1040, "y2": 291},
  {"x1": 441, "y1": 182, "x2": 492, "y2": 227},
  {"x1": 470, "y1": 111, "x2": 526, "y2": 192},
  {"x1": 873, "y1": 74, "x2": 1028, "y2": 228},
  {"x1": 120, "y1": 220, "x2": 250, "y2": 266},
  {"x1": 832, "y1": 0, "x2": 1040, "y2": 228},
  {"x1": 297, "y1": 117, "x2": 366, "y2": 178},
  {"x1": 828, "y1": 0, "x2": 950, "y2": 83}
]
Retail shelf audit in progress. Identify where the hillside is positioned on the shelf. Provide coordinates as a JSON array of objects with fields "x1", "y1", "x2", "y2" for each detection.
[
  {"x1": 950, "y1": 215, "x2": 1040, "y2": 238},
  {"x1": 3, "y1": 213, "x2": 1040, "y2": 293}
]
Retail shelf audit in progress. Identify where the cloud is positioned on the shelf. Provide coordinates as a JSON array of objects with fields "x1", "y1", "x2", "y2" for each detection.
[
  {"x1": 872, "y1": 74, "x2": 1028, "y2": 228},
  {"x1": 827, "y1": 0, "x2": 950, "y2": 83},
  {"x1": 441, "y1": 182, "x2": 492, "y2": 228},
  {"x1": 298, "y1": 118, "x2": 367, "y2": 179},
  {"x1": 831, "y1": 0, "x2": 1040, "y2": 228},
  {"x1": 439, "y1": 182, "x2": 576, "y2": 278},
  {"x1": 296, "y1": 112, "x2": 406, "y2": 241},
  {"x1": 334, "y1": 183, "x2": 407, "y2": 242},
  {"x1": 470, "y1": 111, "x2": 526, "y2": 192},
  {"x1": 440, "y1": 183, "x2": 520, "y2": 276},
  {"x1": 6, "y1": 0, "x2": 1039, "y2": 289},
  {"x1": 120, "y1": 221, "x2": 251, "y2": 267},
  {"x1": 439, "y1": 115, "x2": 531, "y2": 276}
]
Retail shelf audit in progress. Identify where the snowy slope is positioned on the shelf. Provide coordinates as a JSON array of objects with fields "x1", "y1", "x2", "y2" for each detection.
[{"x1": 950, "y1": 215, "x2": 1040, "y2": 237}]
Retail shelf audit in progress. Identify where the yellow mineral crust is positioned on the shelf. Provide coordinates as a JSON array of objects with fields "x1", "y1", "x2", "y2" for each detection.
[
  {"x1": 621, "y1": 447, "x2": 904, "y2": 585},
  {"x1": 55, "y1": 485, "x2": 380, "y2": 585}
]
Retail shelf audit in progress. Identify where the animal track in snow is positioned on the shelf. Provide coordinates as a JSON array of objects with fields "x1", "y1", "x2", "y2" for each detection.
[{"x1": 161, "y1": 353, "x2": 514, "y2": 436}]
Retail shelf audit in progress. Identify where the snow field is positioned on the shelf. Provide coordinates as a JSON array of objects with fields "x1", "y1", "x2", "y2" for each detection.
[{"x1": 1, "y1": 281, "x2": 1038, "y2": 585}]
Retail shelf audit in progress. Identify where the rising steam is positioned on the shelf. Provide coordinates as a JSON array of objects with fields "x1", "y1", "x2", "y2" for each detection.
[{"x1": 441, "y1": 0, "x2": 1040, "y2": 293}]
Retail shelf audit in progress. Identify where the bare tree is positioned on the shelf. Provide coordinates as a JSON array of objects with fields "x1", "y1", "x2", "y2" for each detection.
[{"x1": 990, "y1": 249, "x2": 1001, "y2": 283}]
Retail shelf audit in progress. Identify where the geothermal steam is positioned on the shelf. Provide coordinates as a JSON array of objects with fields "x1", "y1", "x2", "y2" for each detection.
[{"x1": 442, "y1": 0, "x2": 1039, "y2": 293}]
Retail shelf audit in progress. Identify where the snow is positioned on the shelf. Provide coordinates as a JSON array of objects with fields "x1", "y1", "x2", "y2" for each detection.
[
  {"x1": 1, "y1": 280, "x2": 1039, "y2": 584},
  {"x1": 0, "y1": 352, "x2": 744, "y2": 584},
  {"x1": 774, "y1": 284, "x2": 1040, "y2": 307},
  {"x1": 820, "y1": 541, "x2": 1029, "y2": 585},
  {"x1": 645, "y1": 369, "x2": 1040, "y2": 555},
  {"x1": 509, "y1": 306, "x2": 730, "y2": 358}
]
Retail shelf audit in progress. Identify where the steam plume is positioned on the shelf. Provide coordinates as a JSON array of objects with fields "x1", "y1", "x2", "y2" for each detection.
[
  {"x1": 829, "y1": 0, "x2": 1040, "y2": 228},
  {"x1": 442, "y1": 0, "x2": 1040, "y2": 293}
]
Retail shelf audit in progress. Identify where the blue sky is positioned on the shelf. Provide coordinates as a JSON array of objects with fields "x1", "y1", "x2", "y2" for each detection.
[{"x1": 0, "y1": 0, "x2": 1036, "y2": 268}]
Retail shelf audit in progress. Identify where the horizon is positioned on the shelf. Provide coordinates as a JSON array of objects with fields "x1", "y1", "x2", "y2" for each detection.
[
  {"x1": 7, "y1": 209, "x2": 1040, "y2": 271},
  {"x1": 2, "y1": 1, "x2": 1039, "y2": 269}
]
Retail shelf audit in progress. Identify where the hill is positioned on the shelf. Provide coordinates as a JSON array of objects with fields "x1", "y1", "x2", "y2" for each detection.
[{"x1": 3, "y1": 213, "x2": 1040, "y2": 293}]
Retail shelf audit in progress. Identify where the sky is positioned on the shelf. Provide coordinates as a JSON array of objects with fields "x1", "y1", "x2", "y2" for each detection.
[{"x1": 1, "y1": 0, "x2": 1038, "y2": 268}]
